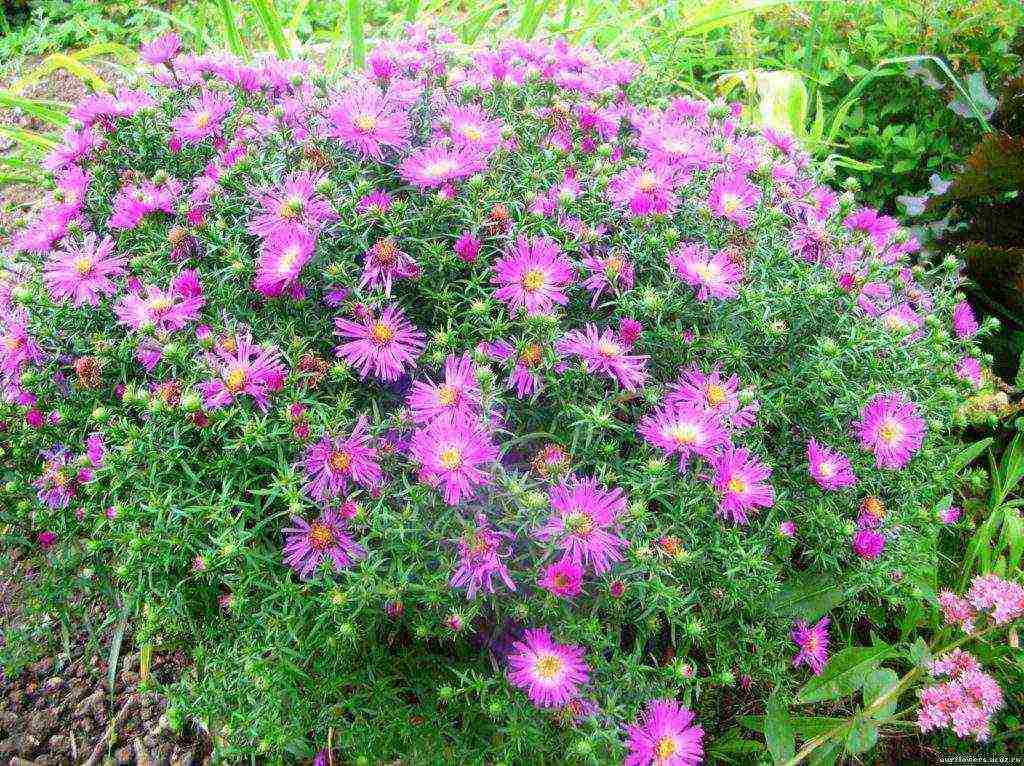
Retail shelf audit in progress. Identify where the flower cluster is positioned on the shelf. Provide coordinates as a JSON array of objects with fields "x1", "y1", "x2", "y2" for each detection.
[{"x1": 918, "y1": 650, "x2": 1004, "y2": 742}]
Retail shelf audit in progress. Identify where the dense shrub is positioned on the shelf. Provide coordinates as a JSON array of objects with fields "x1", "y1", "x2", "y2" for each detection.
[{"x1": 0, "y1": 26, "x2": 985, "y2": 762}]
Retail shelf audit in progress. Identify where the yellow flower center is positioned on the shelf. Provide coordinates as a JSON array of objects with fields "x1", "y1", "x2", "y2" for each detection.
[
  {"x1": 439, "y1": 447, "x2": 462, "y2": 470},
  {"x1": 437, "y1": 384, "x2": 459, "y2": 406},
  {"x1": 308, "y1": 522, "x2": 334, "y2": 550},
  {"x1": 635, "y1": 172, "x2": 657, "y2": 193},
  {"x1": 330, "y1": 450, "x2": 352, "y2": 472},
  {"x1": 425, "y1": 159, "x2": 455, "y2": 178},
  {"x1": 5, "y1": 335, "x2": 23, "y2": 352},
  {"x1": 52, "y1": 470, "x2": 68, "y2": 487},
  {"x1": 149, "y1": 296, "x2": 173, "y2": 314},
  {"x1": 461, "y1": 125, "x2": 483, "y2": 142},
  {"x1": 605, "y1": 257, "x2": 624, "y2": 276},
  {"x1": 819, "y1": 461, "x2": 835, "y2": 477},
  {"x1": 194, "y1": 111, "x2": 211, "y2": 129},
  {"x1": 74, "y1": 256, "x2": 95, "y2": 276},
  {"x1": 374, "y1": 238, "x2": 399, "y2": 265},
  {"x1": 655, "y1": 736, "x2": 678, "y2": 761},
  {"x1": 728, "y1": 476, "x2": 747, "y2": 494},
  {"x1": 720, "y1": 193, "x2": 742, "y2": 214},
  {"x1": 353, "y1": 113, "x2": 378, "y2": 133},
  {"x1": 706, "y1": 384, "x2": 727, "y2": 408},
  {"x1": 279, "y1": 245, "x2": 302, "y2": 274},
  {"x1": 664, "y1": 137, "x2": 692, "y2": 154},
  {"x1": 520, "y1": 344, "x2": 542, "y2": 367},
  {"x1": 668, "y1": 423, "x2": 699, "y2": 445},
  {"x1": 225, "y1": 367, "x2": 247, "y2": 392},
  {"x1": 521, "y1": 268, "x2": 546, "y2": 293},
  {"x1": 534, "y1": 652, "x2": 565, "y2": 681},
  {"x1": 567, "y1": 512, "x2": 594, "y2": 536},
  {"x1": 370, "y1": 322, "x2": 394, "y2": 344},
  {"x1": 597, "y1": 341, "x2": 622, "y2": 358},
  {"x1": 878, "y1": 418, "x2": 903, "y2": 444},
  {"x1": 694, "y1": 262, "x2": 721, "y2": 283},
  {"x1": 279, "y1": 196, "x2": 304, "y2": 220}
]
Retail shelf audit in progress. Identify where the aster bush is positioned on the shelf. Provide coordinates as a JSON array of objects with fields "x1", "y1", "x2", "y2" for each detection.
[{"x1": 0, "y1": 25, "x2": 996, "y2": 764}]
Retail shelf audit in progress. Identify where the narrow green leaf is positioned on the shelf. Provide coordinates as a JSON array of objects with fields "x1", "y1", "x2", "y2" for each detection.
[
  {"x1": 845, "y1": 718, "x2": 879, "y2": 755},
  {"x1": 251, "y1": 0, "x2": 290, "y2": 59},
  {"x1": 348, "y1": 0, "x2": 366, "y2": 69},
  {"x1": 0, "y1": 90, "x2": 71, "y2": 128},
  {"x1": 765, "y1": 696, "x2": 795, "y2": 764},
  {"x1": 404, "y1": 0, "x2": 421, "y2": 23},
  {"x1": 772, "y1": 575, "x2": 852, "y2": 622},
  {"x1": 107, "y1": 600, "x2": 131, "y2": 696},
  {"x1": 950, "y1": 437, "x2": 994, "y2": 477},
  {"x1": 214, "y1": 0, "x2": 247, "y2": 57},
  {"x1": 862, "y1": 668, "x2": 899, "y2": 719},
  {"x1": 797, "y1": 644, "x2": 892, "y2": 704},
  {"x1": 808, "y1": 739, "x2": 842, "y2": 766}
]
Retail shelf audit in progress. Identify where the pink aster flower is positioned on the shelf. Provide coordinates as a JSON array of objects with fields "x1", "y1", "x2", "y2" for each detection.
[
  {"x1": 607, "y1": 163, "x2": 680, "y2": 217},
  {"x1": 953, "y1": 301, "x2": 978, "y2": 339},
  {"x1": 444, "y1": 103, "x2": 504, "y2": 157},
  {"x1": 666, "y1": 364, "x2": 757, "y2": 429},
  {"x1": 359, "y1": 237, "x2": 420, "y2": 296},
  {"x1": 113, "y1": 270, "x2": 205, "y2": 334},
  {"x1": 43, "y1": 234, "x2": 125, "y2": 308},
  {"x1": 254, "y1": 226, "x2": 316, "y2": 298},
  {"x1": 618, "y1": 317, "x2": 643, "y2": 347},
  {"x1": 356, "y1": 189, "x2": 394, "y2": 215},
  {"x1": 708, "y1": 171, "x2": 762, "y2": 228},
  {"x1": 406, "y1": 352, "x2": 481, "y2": 425},
  {"x1": 399, "y1": 143, "x2": 485, "y2": 189},
  {"x1": 334, "y1": 303, "x2": 426, "y2": 382},
  {"x1": 710, "y1": 445, "x2": 774, "y2": 524},
  {"x1": 33, "y1": 445, "x2": 76, "y2": 509},
  {"x1": 854, "y1": 393, "x2": 926, "y2": 470},
  {"x1": 779, "y1": 520, "x2": 796, "y2": 537},
  {"x1": 298, "y1": 417, "x2": 382, "y2": 503},
  {"x1": 939, "y1": 590, "x2": 977, "y2": 633},
  {"x1": 325, "y1": 86, "x2": 411, "y2": 160},
  {"x1": 852, "y1": 527, "x2": 885, "y2": 560},
  {"x1": 171, "y1": 90, "x2": 233, "y2": 145},
  {"x1": 581, "y1": 253, "x2": 634, "y2": 307},
  {"x1": 791, "y1": 617, "x2": 830, "y2": 675},
  {"x1": 450, "y1": 513, "x2": 516, "y2": 599},
  {"x1": 536, "y1": 476, "x2": 628, "y2": 575},
  {"x1": 282, "y1": 509, "x2": 366, "y2": 580},
  {"x1": 248, "y1": 171, "x2": 337, "y2": 238},
  {"x1": 966, "y1": 574, "x2": 1024, "y2": 626},
  {"x1": 667, "y1": 243, "x2": 744, "y2": 301},
  {"x1": 555, "y1": 324, "x2": 649, "y2": 392},
  {"x1": 844, "y1": 208, "x2": 899, "y2": 250},
  {"x1": 197, "y1": 331, "x2": 286, "y2": 411},
  {"x1": 108, "y1": 178, "x2": 183, "y2": 230},
  {"x1": 806, "y1": 439, "x2": 857, "y2": 491},
  {"x1": 140, "y1": 32, "x2": 181, "y2": 65},
  {"x1": 625, "y1": 699, "x2": 704, "y2": 766},
  {"x1": 409, "y1": 414, "x2": 499, "y2": 505},
  {"x1": 507, "y1": 628, "x2": 590, "y2": 709},
  {"x1": 454, "y1": 231, "x2": 481, "y2": 262},
  {"x1": 638, "y1": 403, "x2": 729, "y2": 470},
  {"x1": 956, "y1": 357, "x2": 983, "y2": 388},
  {"x1": 491, "y1": 236, "x2": 574, "y2": 316},
  {"x1": 538, "y1": 558, "x2": 584, "y2": 599}
]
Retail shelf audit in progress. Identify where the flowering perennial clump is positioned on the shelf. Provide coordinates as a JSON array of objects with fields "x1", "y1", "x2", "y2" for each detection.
[{"x1": 0, "y1": 26, "x2": 985, "y2": 763}]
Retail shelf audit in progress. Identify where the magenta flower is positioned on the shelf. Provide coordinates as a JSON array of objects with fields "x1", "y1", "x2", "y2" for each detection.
[
  {"x1": 326, "y1": 86, "x2": 411, "y2": 160},
  {"x1": 844, "y1": 208, "x2": 899, "y2": 250},
  {"x1": 298, "y1": 417, "x2": 382, "y2": 503},
  {"x1": 406, "y1": 352, "x2": 481, "y2": 425},
  {"x1": 33, "y1": 446, "x2": 75, "y2": 509},
  {"x1": 852, "y1": 527, "x2": 885, "y2": 560},
  {"x1": 708, "y1": 171, "x2": 761, "y2": 228},
  {"x1": 171, "y1": 90, "x2": 233, "y2": 145},
  {"x1": 555, "y1": 324, "x2": 649, "y2": 392},
  {"x1": 248, "y1": 171, "x2": 337, "y2": 239},
  {"x1": 108, "y1": 178, "x2": 182, "y2": 230},
  {"x1": 779, "y1": 520, "x2": 796, "y2": 537},
  {"x1": 399, "y1": 143, "x2": 485, "y2": 189},
  {"x1": 282, "y1": 508, "x2": 366, "y2": 580},
  {"x1": 638, "y1": 403, "x2": 728, "y2": 470},
  {"x1": 197, "y1": 331, "x2": 286, "y2": 411},
  {"x1": 359, "y1": 237, "x2": 420, "y2": 296},
  {"x1": 444, "y1": 103, "x2": 504, "y2": 157},
  {"x1": 254, "y1": 227, "x2": 316, "y2": 298},
  {"x1": 356, "y1": 189, "x2": 394, "y2": 215},
  {"x1": 639, "y1": 120, "x2": 716, "y2": 170},
  {"x1": 791, "y1": 617, "x2": 830, "y2": 675},
  {"x1": 953, "y1": 301, "x2": 979, "y2": 339},
  {"x1": 409, "y1": 414, "x2": 499, "y2": 505},
  {"x1": 607, "y1": 163, "x2": 680, "y2": 217},
  {"x1": 806, "y1": 439, "x2": 857, "y2": 491},
  {"x1": 956, "y1": 357, "x2": 982, "y2": 388},
  {"x1": 140, "y1": 32, "x2": 181, "y2": 65},
  {"x1": 449, "y1": 513, "x2": 516, "y2": 598},
  {"x1": 625, "y1": 699, "x2": 705, "y2": 766},
  {"x1": 581, "y1": 253, "x2": 634, "y2": 307},
  {"x1": 666, "y1": 364, "x2": 757, "y2": 428},
  {"x1": 854, "y1": 393, "x2": 926, "y2": 470},
  {"x1": 918, "y1": 650, "x2": 1004, "y2": 742},
  {"x1": 667, "y1": 243, "x2": 743, "y2": 301},
  {"x1": 334, "y1": 303, "x2": 425, "y2": 382},
  {"x1": 37, "y1": 530, "x2": 58, "y2": 550},
  {"x1": 710, "y1": 445, "x2": 774, "y2": 524},
  {"x1": 536, "y1": 476, "x2": 628, "y2": 575},
  {"x1": 538, "y1": 558, "x2": 584, "y2": 599},
  {"x1": 454, "y1": 231, "x2": 481, "y2": 262},
  {"x1": 507, "y1": 628, "x2": 590, "y2": 709},
  {"x1": 113, "y1": 270, "x2": 205, "y2": 334},
  {"x1": 43, "y1": 234, "x2": 125, "y2": 308},
  {"x1": 491, "y1": 236, "x2": 574, "y2": 316}
]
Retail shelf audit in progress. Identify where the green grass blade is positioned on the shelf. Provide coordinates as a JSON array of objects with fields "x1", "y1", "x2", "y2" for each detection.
[
  {"x1": 0, "y1": 90, "x2": 71, "y2": 128},
  {"x1": 288, "y1": 0, "x2": 311, "y2": 34},
  {"x1": 215, "y1": 0, "x2": 247, "y2": 57},
  {"x1": 0, "y1": 5, "x2": 10, "y2": 35},
  {"x1": 348, "y1": 0, "x2": 366, "y2": 69},
  {"x1": 0, "y1": 125, "x2": 60, "y2": 152},
  {"x1": 251, "y1": 0, "x2": 291, "y2": 59},
  {"x1": 461, "y1": 0, "x2": 504, "y2": 44},
  {"x1": 405, "y1": 0, "x2": 421, "y2": 23}
]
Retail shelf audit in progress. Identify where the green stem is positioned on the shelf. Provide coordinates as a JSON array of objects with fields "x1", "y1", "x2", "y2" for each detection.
[{"x1": 347, "y1": 0, "x2": 366, "y2": 69}]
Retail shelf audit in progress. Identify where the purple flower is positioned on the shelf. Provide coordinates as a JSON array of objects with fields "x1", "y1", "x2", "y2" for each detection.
[
  {"x1": 710, "y1": 445, "x2": 774, "y2": 524},
  {"x1": 555, "y1": 324, "x2": 649, "y2": 392},
  {"x1": 42, "y1": 234, "x2": 125, "y2": 308},
  {"x1": 399, "y1": 143, "x2": 485, "y2": 189},
  {"x1": 538, "y1": 558, "x2": 584, "y2": 599},
  {"x1": 454, "y1": 231, "x2": 481, "y2": 262},
  {"x1": 607, "y1": 163, "x2": 680, "y2": 217},
  {"x1": 852, "y1": 527, "x2": 885, "y2": 560},
  {"x1": 409, "y1": 414, "x2": 499, "y2": 505},
  {"x1": 197, "y1": 331, "x2": 286, "y2": 411},
  {"x1": 356, "y1": 189, "x2": 394, "y2": 215},
  {"x1": 359, "y1": 237, "x2": 420, "y2": 296},
  {"x1": 114, "y1": 270, "x2": 204, "y2": 335},
  {"x1": 326, "y1": 86, "x2": 411, "y2": 160},
  {"x1": 536, "y1": 476, "x2": 628, "y2": 575},
  {"x1": 854, "y1": 393, "x2": 926, "y2": 470},
  {"x1": 806, "y1": 439, "x2": 857, "y2": 491},
  {"x1": 491, "y1": 236, "x2": 574, "y2": 316},
  {"x1": 298, "y1": 417, "x2": 382, "y2": 503},
  {"x1": 581, "y1": 253, "x2": 634, "y2": 307},
  {"x1": 248, "y1": 171, "x2": 336, "y2": 239},
  {"x1": 254, "y1": 227, "x2": 316, "y2": 298},
  {"x1": 283, "y1": 509, "x2": 366, "y2": 580},
  {"x1": 507, "y1": 628, "x2": 589, "y2": 709},
  {"x1": 33, "y1": 446, "x2": 75, "y2": 508},
  {"x1": 406, "y1": 353, "x2": 481, "y2": 425},
  {"x1": 638, "y1": 403, "x2": 728, "y2": 470},
  {"x1": 171, "y1": 91, "x2": 233, "y2": 145},
  {"x1": 956, "y1": 357, "x2": 982, "y2": 388},
  {"x1": 791, "y1": 617, "x2": 830, "y2": 674},
  {"x1": 625, "y1": 698, "x2": 704, "y2": 766},
  {"x1": 334, "y1": 303, "x2": 425, "y2": 382},
  {"x1": 450, "y1": 513, "x2": 516, "y2": 598},
  {"x1": 140, "y1": 32, "x2": 181, "y2": 65},
  {"x1": 667, "y1": 243, "x2": 743, "y2": 301},
  {"x1": 953, "y1": 301, "x2": 979, "y2": 339},
  {"x1": 708, "y1": 171, "x2": 761, "y2": 228}
]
